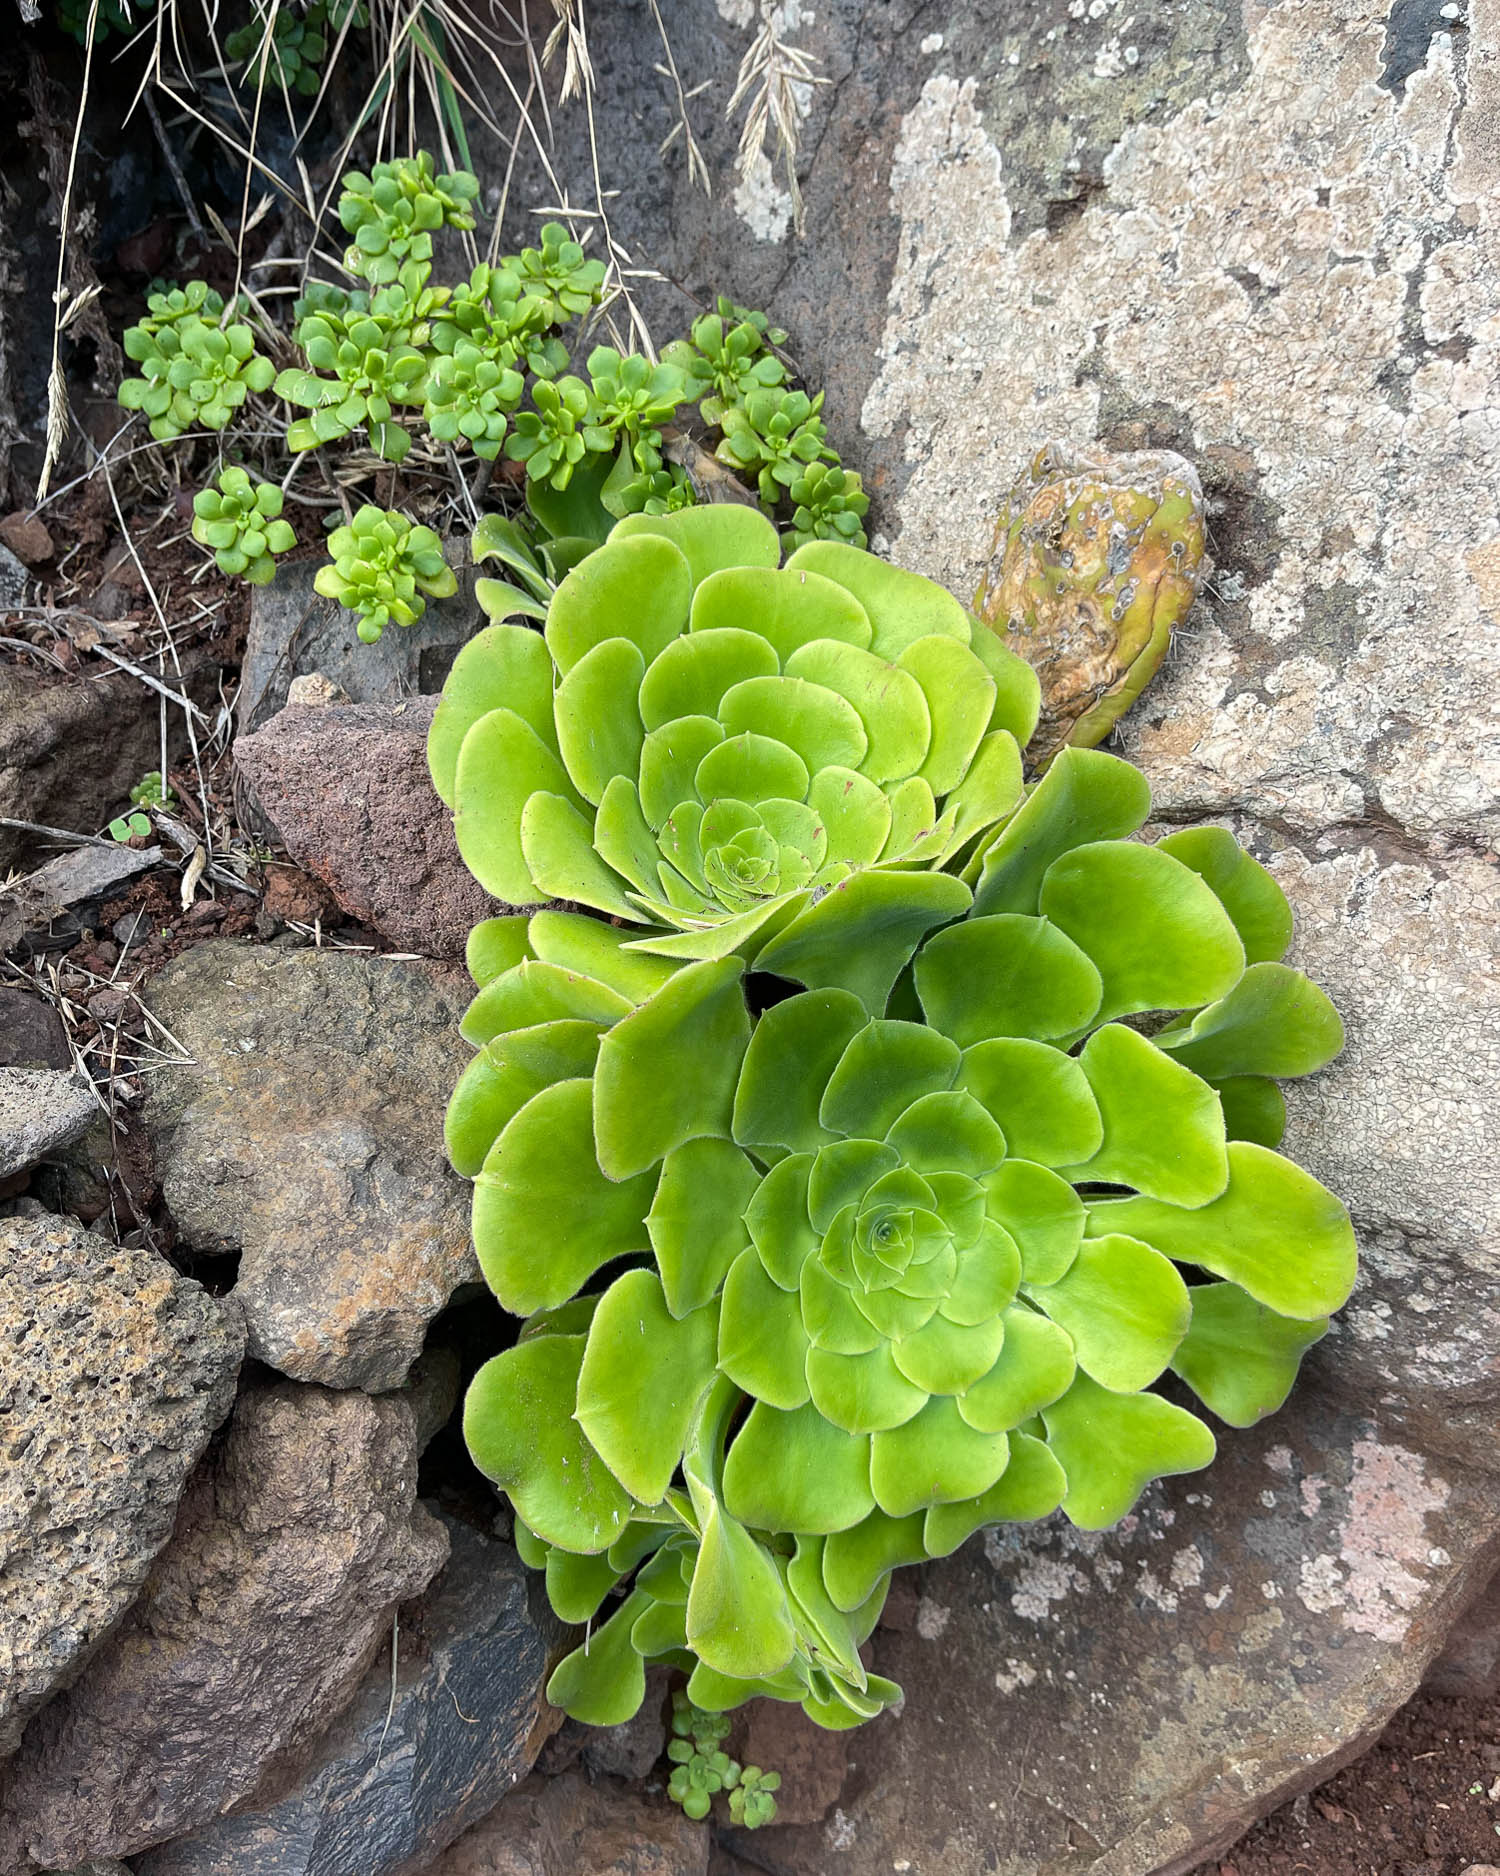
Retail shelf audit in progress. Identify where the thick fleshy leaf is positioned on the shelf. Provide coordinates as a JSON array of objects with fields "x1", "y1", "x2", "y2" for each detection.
[
  {"x1": 806, "y1": 1342, "x2": 928, "y2": 1433},
  {"x1": 969, "y1": 747, "x2": 1152, "y2": 917},
  {"x1": 784, "y1": 639, "x2": 932, "y2": 783},
  {"x1": 1170, "y1": 1281, "x2": 1329, "y2": 1426},
  {"x1": 546, "y1": 1590, "x2": 648, "y2": 1722},
  {"x1": 1212, "y1": 1075, "x2": 1287, "y2": 1147},
  {"x1": 1157, "y1": 826, "x2": 1293, "y2": 964},
  {"x1": 638, "y1": 715, "x2": 726, "y2": 827},
  {"x1": 898, "y1": 636, "x2": 997, "y2": 794},
  {"x1": 461, "y1": 959, "x2": 631, "y2": 1043},
  {"x1": 940, "y1": 1219, "x2": 1022, "y2": 1324},
  {"x1": 1039, "y1": 841, "x2": 1246, "y2": 1025},
  {"x1": 922, "y1": 1431, "x2": 1066, "y2": 1553},
  {"x1": 1042, "y1": 1373, "x2": 1216, "y2": 1530},
  {"x1": 718, "y1": 1248, "x2": 812, "y2": 1406},
  {"x1": 965, "y1": 623, "x2": 1043, "y2": 745},
  {"x1": 801, "y1": 1672, "x2": 904, "y2": 1729},
  {"x1": 576, "y1": 1269, "x2": 718, "y2": 1502},
  {"x1": 465, "y1": 1337, "x2": 633, "y2": 1551},
  {"x1": 1062, "y1": 1023, "x2": 1229, "y2": 1207},
  {"x1": 821, "y1": 1511, "x2": 929, "y2": 1612},
  {"x1": 452, "y1": 707, "x2": 572, "y2": 903},
  {"x1": 819, "y1": 1020, "x2": 962, "y2": 1138},
  {"x1": 554, "y1": 636, "x2": 646, "y2": 804},
  {"x1": 648, "y1": 1137, "x2": 762, "y2": 1317},
  {"x1": 428, "y1": 622, "x2": 556, "y2": 805},
  {"x1": 687, "y1": 1490, "x2": 798, "y2": 1681},
  {"x1": 638, "y1": 627, "x2": 779, "y2": 730},
  {"x1": 520, "y1": 791, "x2": 638, "y2": 918},
  {"x1": 688, "y1": 1660, "x2": 810, "y2": 1711},
  {"x1": 981, "y1": 1160, "x2": 1084, "y2": 1287},
  {"x1": 545, "y1": 532, "x2": 692, "y2": 676},
  {"x1": 809, "y1": 766, "x2": 894, "y2": 867},
  {"x1": 915, "y1": 914, "x2": 1103, "y2": 1047},
  {"x1": 594, "y1": 956, "x2": 750, "y2": 1180},
  {"x1": 1090, "y1": 1141, "x2": 1357, "y2": 1319},
  {"x1": 754, "y1": 869, "x2": 974, "y2": 1015},
  {"x1": 957, "y1": 1038, "x2": 1103, "y2": 1167},
  {"x1": 630, "y1": 1596, "x2": 689, "y2": 1657},
  {"x1": 891, "y1": 1309, "x2": 1006, "y2": 1395},
  {"x1": 931, "y1": 731, "x2": 1025, "y2": 864},
  {"x1": 615, "y1": 504, "x2": 781, "y2": 587},
  {"x1": 801, "y1": 1255, "x2": 883, "y2": 1354},
  {"x1": 881, "y1": 776, "x2": 938, "y2": 858},
  {"x1": 718, "y1": 673, "x2": 868, "y2": 772},
  {"x1": 885, "y1": 1090, "x2": 1007, "y2": 1177},
  {"x1": 593, "y1": 775, "x2": 666, "y2": 895},
  {"x1": 734, "y1": 987, "x2": 870, "y2": 1155},
  {"x1": 1031, "y1": 1232, "x2": 1191, "y2": 1392},
  {"x1": 869, "y1": 1397, "x2": 1010, "y2": 1517},
  {"x1": 528, "y1": 907, "x2": 679, "y2": 1004},
  {"x1": 1157, "y1": 962, "x2": 1345, "y2": 1081},
  {"x1": 445, "y1": 1019, "x2": 602, "y2": 1176},
  {"x1": 544, "y1": 1547, "x2": 625, "y2": 1623},
  {"x1": 786, "y1": 540, "x2": 971, "y2": 657},
  {"x1": 465, "y1": 914, "x2": 534, "y2": 987},
  {"x1": 807, "y1": 1140, "x2": 900, "y2": 1231},
  {"x1": 746, "y1": 1154, "x2": 819, "y2": 1289},
  {"x1": 723, "y1": 1401, "x2": 876, "y2": 1535},
  {"x1": 473, "y1": 1077, "x2": 657, "y2": 1311},
  {"x1": 691, "y1": 562, "x2": 874, "y2": 656},
  {"x1": 956, "y1": 1306, "x2": 1076, "y2": 1432},
  {"x1": 786, "y1": 1539, "x2": 868, "y2": 1688}
]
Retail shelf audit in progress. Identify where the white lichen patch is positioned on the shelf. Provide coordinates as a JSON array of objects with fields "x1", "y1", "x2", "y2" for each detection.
[
  {"x1": 994, "y1": 1657, "x2": 1038, "y2": 1692},
  {"x1": 916, "y1": 1596, "x2": 953, "y2": 1639},
  {"x1": 1294, "y1": 1438, "x2": 1451, "y2": 1639}
]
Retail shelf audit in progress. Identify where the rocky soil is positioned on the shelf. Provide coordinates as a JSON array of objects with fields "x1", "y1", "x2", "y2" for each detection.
[{"x1": 2, "y1": 0, "x2": 1498, "y2": 1872}]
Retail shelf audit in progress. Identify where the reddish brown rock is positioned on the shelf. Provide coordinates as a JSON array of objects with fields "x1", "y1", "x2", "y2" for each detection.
[
  {"x1": 0, "y1": 1383, "x2": 448, "y2": 1869},
  {"x1": 234, "y1": 699, "x2": 507, "y2": 960},
  {"x1": 414, "y1": 1772, "x2": 707, "y2": 1876},
  {"x1": 732, "y1": 1702, "x2": 847, "y2": 1829}
]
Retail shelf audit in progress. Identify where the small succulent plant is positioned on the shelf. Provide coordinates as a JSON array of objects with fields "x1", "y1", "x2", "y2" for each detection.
[
  {"x1": 423, "y1": 345, "x2": 525, "y2": 460},
  {"x1": 511, "y1": 221, "x2": 607, "y2": 326},
  {"x1": 716, "y1": 388, "x2": 835, "y2": 507},
  {"x1": 665, "y1": 1693, "x2": 734, "y2": 1820},
  {"x1": 129, "y1": 770, "x2": 176, "y2": 810},
  {"x1": 191, "y1": 466, "x2": 297, "y2": 583},
  {"x1": 314, "y1": 505, "x2": 456, "y2": 641},
  {"x1": 427, "y1": 506, "x2": 1040, "y2": 990},
  {"x1": 337, "y1": 153, "x2": 480, "y2": 285},
  {"x1": 729, "y1": 1765, "x2": 781, "y2": 1830},
  {"x1": 663, "y1": 311, "x2": 787, "y2": 426},
  {"x1": 504, "y1": 378, "x2": 612, "y2": 490},
  {"x1": 586, "y1": 346, "x2": 689, "y2": 459},
  {"x1": 275, "y1": 288, "x2": 431, "y2": 462},
  {"x1": 118, "y1": 297, "x2": 275, "y2": 441},
  {"x1": 784, "y1": 462, "x2": 870, "y2": 552}
]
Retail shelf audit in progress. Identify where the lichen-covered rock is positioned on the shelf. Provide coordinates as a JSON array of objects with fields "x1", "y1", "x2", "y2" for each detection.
[
  {"x1": 407, "y1": 1772, "x2": 707, "y2": 1876},
  {"x1": 143, "y1": 942, "x2": 477, "y2": 1391},
  {"x1": 234, "y1": 700, "x2": 506, "y2": 960},
  {"x1": 133, "y1": 1518, "x2": 564, "y2": 1876},
  {"x1": 0, "y1": 1068, "x2": 96, "y2": 1179},
  {"x1": 0, "y1": 1383, "x2": 448, "y2": 1870},
  {"x1": 0, "y1": 1213, "x2": 243, "y2": 1760}
]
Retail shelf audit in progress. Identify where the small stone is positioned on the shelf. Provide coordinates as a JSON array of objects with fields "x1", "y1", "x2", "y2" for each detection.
[
  {"x1": 0, "y1": 514, "x2": 56, "y2": 567},
  {"x1": 258, "y1": 863, "x2": 342, "y2": 929},
  {"x1": 0, "y1": 989, "x2": 70, "y2": 1069},
  {"x1": 234, "y1": 700, "x2": 509, "y2": 960},
  {"x1": 0, "y1": 1067, "x2": 98, "y2": 1178},
  {"x1": 0, "y1": 1382, "x2": 449, "y2": 1867},
  {"x1": 285, "y1": 673, "x2": 350, "y2": 708},
  {"x1": 0, "y1": 1213, "x2": 243, "y2": 1759},
  {"x1": 579, "y1": 1670, "x2": 671, "y2": 1781},
  {"x1": 133, "y1": 1518, "x2": 565, "y2": 1876},
  {"x1": 410, "y1": 1770, "x2": 707, "y2": 1876},
  {"x1": 0, "y1": 542, "x2": 27, "y2": 608},
  {"x1": 144, "y1": 942, "x2": 476, "y2": 1390}
]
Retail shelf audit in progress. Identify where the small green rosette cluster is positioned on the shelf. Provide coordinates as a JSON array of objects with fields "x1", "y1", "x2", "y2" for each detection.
[
  {"x1": 118, "y1": 286, "x2": 275, "y2": 441},
  {"x1": 191, "y1": 466, "x2": 296, "y2": 583},
  {"x1": 315, "y1": 504, "x2": 456, "y2": 641},
  {"x1": 337, "y1": 153, "x2": 479, "y2": 284},
  {"x1": 428, "y1": 507, "x2": 1040, "y2": 991},
  {"x1": 433, "y1": 517, "x2": 1356, "y2": 1731}
]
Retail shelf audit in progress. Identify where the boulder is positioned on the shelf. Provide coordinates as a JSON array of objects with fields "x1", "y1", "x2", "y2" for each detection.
[
  {"x1": 237, "y1": 557, "x2": 484, "y2": 735},
  {"x1": 0, "y1": 1213, "x2": 242, "y2": 1759},
  {"x1": 143, "y1": 941, "x2": 477, "y2": 1391},
  {"x1": 133, "y1": 1518, "x2": 565, "y2": 1876},
  {"x1": 0, "y1": 1068, "x2": 96, "y2": 1179},
  {"x1": 406, "y1": 1772, "x2": 707, "y2": 1876},
  {"x1": 234, "y1": 700, "x2": 507, "y2": 960},
  {"x1": 0, "y1": 1383, "x2": 448, "y2": 1870}
]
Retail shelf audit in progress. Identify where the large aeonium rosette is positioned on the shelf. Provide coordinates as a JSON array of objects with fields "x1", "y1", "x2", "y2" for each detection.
[
  {"x1": 426, "y1": 505, "x2": 1040, "y2": 979},
  {"x1": 444, "y1": 746, "x2": 1358, "y2": 1733}
]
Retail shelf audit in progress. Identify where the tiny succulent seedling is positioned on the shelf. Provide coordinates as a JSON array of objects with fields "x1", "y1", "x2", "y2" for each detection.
[
  {"x1": 784, "y1": 462, "x2": 870, "y2": 552},
  {"x1": 435, "y1": 510, "x2": 1356, "y2": 1733},
  {"x1": 108, "y1": 810, "x2": 152, "y2": 841},
  {"x1": 315, "y1": 505, "x2": 456, "y2": 641},
  {"x1": 129, "y1": 771, "x2": 176, "y2": 811},
  {"x1": 716, "y1": 388, "x2": 835, "y2": 507},
  {"x1": 729, "y1": 1766, "x2": 781, "y2": 1830},
  {"x1": 119, "y1": 289, "x2": 275, "y2": 441},
  {"x1": 192, "y1": 467, "x2": 297, "y2": 582},
  {"x1": 511, "y1": 221, "x2": 607, "y2": 326},
  {"x1": 338, "y1": 154, "x2": 480, "y2": 284}
]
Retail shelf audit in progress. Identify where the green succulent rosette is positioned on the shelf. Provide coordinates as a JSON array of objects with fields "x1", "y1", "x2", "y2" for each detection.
[
  {"x1": 448, "y1": 746, "x2": 1356, "y2": 1731},
  {"x1": 427, "y1": 507, "x2": 1041, "y2": 999}
]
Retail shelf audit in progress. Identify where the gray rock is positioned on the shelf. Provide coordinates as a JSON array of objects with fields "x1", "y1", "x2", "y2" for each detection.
[
  {"x1": 0, "y1": 989, "x2": 70, "y2": 1069},
  {"x1": 577, "y1": 1670, "x2": 670, "y2": 1783},
  {"x1": 1425, "y1": 1562, "x2": 1500, "y2": 1699},
  {"x1": 0, "y1": 1068, "x2": 96, "y2": 1179},
  {"x1": 0, "y1": 1213, "x2": 243, "y2": 1760},
  {"x1": 0, "y1": 543, "x2": 27, "y2": 608},
  {"x1": 0, "y1": 841, "x2": 161, "y2": 955},
  {"x1": 143, "y1": 941, "x2": 477, "y2": 1391},
  {"x1": 237, "y1": 556, "x2": 483, "y2": 735},
  {"x1": 133, "y1": 1518, "x2": 564, "y2": 1876},
  {"x1": 405, "y1": 1771, "x2": 707, "y2": 1876},
  {"x1": 0, "y1": 1383, "x2": 449, "y2": 1870},
  {"x1": 387, "y1": 1344, "x2": 464, "y2": 1454},
  {"x1": 233, "y1": 700, "x2": 507, "y2": 961}
]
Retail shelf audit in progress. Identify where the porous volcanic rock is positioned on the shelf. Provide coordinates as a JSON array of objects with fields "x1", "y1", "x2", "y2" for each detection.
[
  {"x1": 234, "y1": 699, "x2": 506, "y2": 960},
  {"x1": 0, "y1": 1213, "x2": 242, "y2": 1760},
  {"x1": 133, "y1": 1517, "x2": 564, "y2": 1876},
  {"x1": 143, "y1": 941, "x2": 477, "y2": 1391},
  {"x1": 407, "y1": 1771, "x2": 707, "y2": 1876},
  {"x1": 0, "y1": 1383, "x2": 448, "y2": 1870},
  {"x1": 0, "y1": 1067, "x2": 96, "y2": 1178}
]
